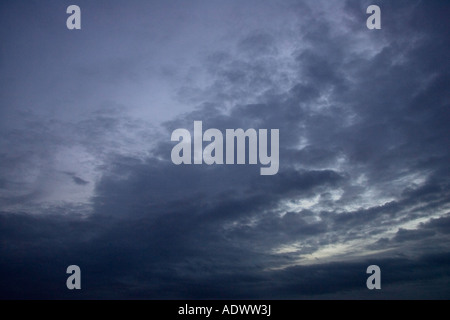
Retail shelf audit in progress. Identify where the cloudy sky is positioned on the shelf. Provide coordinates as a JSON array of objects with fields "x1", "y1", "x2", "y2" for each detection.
[{"x1": 1, "y1": 0, "x2": 449, "y2": 299}]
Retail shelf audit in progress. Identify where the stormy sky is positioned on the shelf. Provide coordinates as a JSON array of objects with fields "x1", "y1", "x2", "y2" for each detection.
[{"x1": 1, "y1": 0, "x2": 449, "y2": 299}]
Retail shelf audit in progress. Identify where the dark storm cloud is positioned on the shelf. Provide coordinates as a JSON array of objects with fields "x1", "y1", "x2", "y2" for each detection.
[
  {"x1": 1, "y1": 209, "x2": 450, "y2": 299},
  {"x1": 1, "y1": 0, "x2": 449, "y2": 299}
]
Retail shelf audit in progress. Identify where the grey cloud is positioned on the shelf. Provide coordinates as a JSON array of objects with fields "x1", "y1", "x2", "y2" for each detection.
[
  {"x1": 238, "y1": 33, "x2": 277, "y2": 56},
  {"x1": 2, "y1": 208, "x2": 450, "y2": 299},
  {"x1": 63, "y1": 172, "x2": 89, "y2": 186},
  {"x1": 1, "y1": 0, "x2": 449, "y2": 299},
  {"x1": 72, "y1": 176, "x2": 89, "y2": 186}
]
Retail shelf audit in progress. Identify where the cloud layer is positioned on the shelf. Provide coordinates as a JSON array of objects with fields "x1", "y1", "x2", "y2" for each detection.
[{"x1": 1, "y1": 0, "x2": 449, "y2": 299}]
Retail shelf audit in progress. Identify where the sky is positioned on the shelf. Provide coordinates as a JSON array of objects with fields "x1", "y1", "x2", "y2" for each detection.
[{"x1": 0, "y1": 0, "x2": 449, "y2": 299}]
